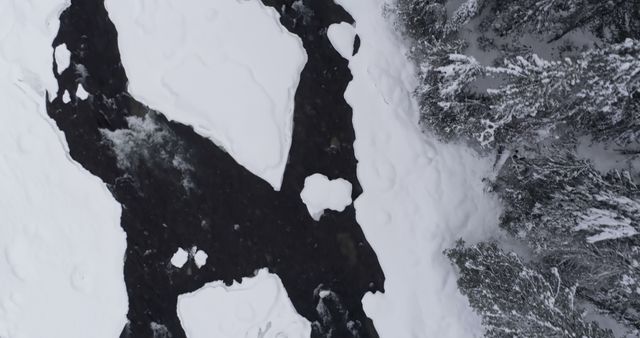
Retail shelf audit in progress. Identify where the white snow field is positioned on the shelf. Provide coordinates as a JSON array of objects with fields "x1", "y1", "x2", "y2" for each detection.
[
  {"x1": 337, "y1": 1, "x2": 501, "y2": 336},
  {"x1": 104, "y1": 0, "x2": 307, "y2": 191},
  {"x1": 0, "y1": 1, "x2": 128, "y2": 337}
]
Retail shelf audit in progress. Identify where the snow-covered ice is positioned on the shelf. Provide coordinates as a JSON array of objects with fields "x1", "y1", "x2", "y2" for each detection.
[
  {"x1": 171, "y1": 248, "x2": 189, "y2": 269},
  {"x1": 192, "y1": 248, "x2": 208, "y2": 269},
  {"x1": 104, "y1": 0, "x2": 307, "y2": 190},
  {"x1": 54, "y1": 43, "x2": 71, "y2": 74},
  {"x1": 0, "y1": 1, "x2": 128, "y2": 337},
  {"x1": 62, "y1": 90, "x2": 70, "y2": 103},
  {"x1": 177, "y1": 269, "x2": 310, "y2": 338},
  {"x1": 300, "y1": 173, "x2": 353, "y2": 221},
  {"x1": 327, "y1": 22, "x2": 356, "y2": 60},
  {"x1": 76, "y1": 83, "x2": 89, "y2": 100}
]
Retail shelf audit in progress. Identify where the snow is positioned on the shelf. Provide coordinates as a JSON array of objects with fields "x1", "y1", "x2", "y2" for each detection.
[
  {"x1": 62, "y1": 90, "x2": 70, "y2": 103},
  {"x1": 0, "y1": 1, "x2": 128, "y2": 337},
  {"x1": 76, "y1": 83, "x2": 89, "y2": 100},
  {"x1": 318, "y1": 290, "x2": 332, "y2": 299},
  {"x1": 575, "y1": 207, "x2": 639, "y2": 243},
  {"x1": 192, "y1": 248, "x2": 208, "y2": 269},
  {"x1": 327, "y1": 22, "x2": 356, "y2": 60},
  {"x1": 104, "y1": 0, "x2": 306, "y2": 191},
  {"x1": 300, "y1": 173, "x2": 353, "y2": 221},
  {"x1": 177, "y1": 269, "x2": 310, "y2": 338},
  {"x1": 336, "y1": 0, "x2": 502, "y2": 337},
  {"x1": 171, "y1": 248, "x2": 189, "y2": 269},
  {"x1": 54, "y1": 43, "x2": 71, "y2": 74}
]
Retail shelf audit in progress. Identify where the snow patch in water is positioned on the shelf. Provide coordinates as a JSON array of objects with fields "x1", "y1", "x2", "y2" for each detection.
[
  {"x1": 76, "y1": 83, "x2": 89, "y2": 100},
  {"x1": 327, "y1": 22, "x2": 356, "y2": 60},
  {"x1": 171, "y1": 248, "x2": 189, "y2": 268},
  {"x1": 190, "y1": 247, "x2": 208, "y2": 269},
  {"x1": 62, "y1": 90, "x2": 70, "y2": 103},
  {"x1": 300, "y1": 174, "x2": 352, "y2": 221},
  {"x1": 177, "y1": 269, "x2": 310, "y2": 338},
  {"x1": 54, "y1": 43, "x2": 71, "y2": 74}
]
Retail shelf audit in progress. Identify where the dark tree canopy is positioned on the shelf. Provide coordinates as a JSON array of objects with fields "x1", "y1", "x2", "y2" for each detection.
[
  {"x1": 392, "y1": 0, "x2": 640, "y2": 335},
  {"x1": 494, "y1": 152, "x2": 640, "y2": 329},
  {"x1": 445, "y1": 241, "x2": 614, "y2": 338}
]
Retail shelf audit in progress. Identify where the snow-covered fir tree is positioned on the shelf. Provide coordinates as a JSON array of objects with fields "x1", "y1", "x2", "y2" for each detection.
[
  {"x1": 493, "y1": 151, "x2": 640, "y2": 329},
  {"x1": 393, "y1": 1, "x2": 640, "y2": 150},
  {"x1": 443, "y1": 0, "x2": 484, "y2": 36},
  {"x1": 388, "y1": 0, "x2": 447, "y2": 42},
  {"x1": 488, "y1": 0, "x2": 640, "y2": 43},
  {"x1": 414, "y1": 38, "x2": 640, "y2": 149},
  {"x1": 485, "y1": 39, "x2": 640, "y2": 147},
  {"x1": 411, "y1": 39, "x2": 494, "y2": 142},
  {"x1": 445, "y1": 241, "x2": 614, "y2": 338}
]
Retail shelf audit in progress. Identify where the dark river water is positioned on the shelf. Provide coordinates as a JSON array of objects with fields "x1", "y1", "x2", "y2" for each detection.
[{"x1": 47, "y1": 0, "x2": 385, "y2": 337}]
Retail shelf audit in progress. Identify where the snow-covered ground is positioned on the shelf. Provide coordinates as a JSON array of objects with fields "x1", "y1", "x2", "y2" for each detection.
[
  {"x1": 0, "y1": 0, "x2": 502, "y2": 337},
  {"x1": 337, "y1": 1, "x2": 501, "y2": 336},
  {"x1": 0, "y1": 1, "x2": 127, "y2": 337}
]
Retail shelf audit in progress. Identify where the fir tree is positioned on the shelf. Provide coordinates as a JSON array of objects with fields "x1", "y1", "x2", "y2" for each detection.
[
  {"x1": 412, "y1": 39, "x2": 493, "y2": 142},
  {"x1": 485, "y1": 39, "x2": 640, "y2": 147},
  {"x1": 414, "y1": 39, "x2": 640, "y2": 148},
  {"x1": 389, "y1": 0, "x2": 448, "y2": 42},
  {"x1": 443, "y1": 0, "x2": 485, "y2": 36},
  {"x1": 493, "y1": 151, "x2": 640, "y2": 329},
  {"x1": 446, "y1": 241, "x2": 614, "y2": 338},
  {"x1": 489, "y1": 0, "x2": 640, "y2": 43}
]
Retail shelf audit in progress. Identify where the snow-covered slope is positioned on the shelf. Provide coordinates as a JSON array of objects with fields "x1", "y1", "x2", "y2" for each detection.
[
  {"x1": 104, "y1": 0, "x2": 306, "y2": 190},
  {"x1": 0, "y1": 1, "x2": 127, "y2": 337},
  {"x1": 338, "y1": 1, "x2": 501, "y2": 337}
]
